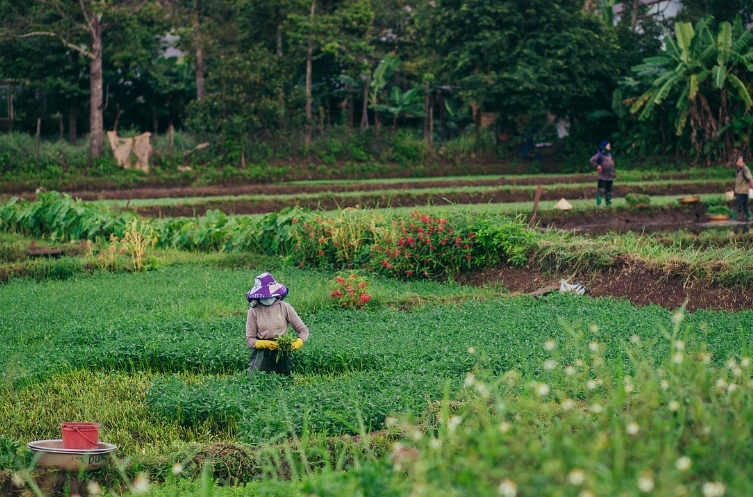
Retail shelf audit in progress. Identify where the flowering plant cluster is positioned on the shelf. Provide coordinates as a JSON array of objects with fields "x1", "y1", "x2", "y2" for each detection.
[
  {"x1": 369, "y1": 210, "x2": 475, "y2": 278},
  {"x1": 330, "y1": 272, "x2": 372, "y2": 310},
  {"x1": 289, "y1": 208, "x2": 531, "y2": 279}
]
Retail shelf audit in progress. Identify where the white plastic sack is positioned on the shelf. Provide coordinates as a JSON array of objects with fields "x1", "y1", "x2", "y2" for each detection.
[{"x1": 560, "y1": 280, "x2": 586, "y2": 295}]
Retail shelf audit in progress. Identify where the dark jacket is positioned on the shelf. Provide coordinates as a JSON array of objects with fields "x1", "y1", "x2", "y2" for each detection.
[{"x1": 590, "y1": 151, "x2": 616, "y2": 181}]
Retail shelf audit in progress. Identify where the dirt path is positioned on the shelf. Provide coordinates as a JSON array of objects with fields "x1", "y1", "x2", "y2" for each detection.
[{"x1": 458, "y1": 264, "x2": 753, "y2": 312}]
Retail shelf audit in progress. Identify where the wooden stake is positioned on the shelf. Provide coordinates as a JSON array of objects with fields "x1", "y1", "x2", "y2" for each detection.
[{"x1": 530, "y1": 185, "x2": 543, "y2": 227}]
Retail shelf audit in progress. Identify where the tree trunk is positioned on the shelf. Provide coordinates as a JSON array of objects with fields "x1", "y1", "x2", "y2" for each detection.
[
  {"x1": 68, "y1": 100, "x2": 77, "y2": 143},
  {"x1": 304, "y1": 0, "x2": 315, "y2": 149},
  {"x1": 630, "y1": 0, "x2": 639, "y2": 31},
  {"x1": 59, "y1": 114, "x2": 64, "y2": 141},
  {"x1": 360, "y1": 77, "x2": 369, "y2": 129},
  {"x1": 423, "y1": 80, "x2": 429, "y2": 142},
  {"x1": 276, "y1": 7, "x2": 283, "y2": 58},
  {"x1": 439, "y1": 92, "x2": 446, "y2": 141},
  {"x1": 193, "y1": 0, "x2": 205, "y2": 101},
  {"x1": 89, "y1": 17, "x2": 104, "y2": 159}
]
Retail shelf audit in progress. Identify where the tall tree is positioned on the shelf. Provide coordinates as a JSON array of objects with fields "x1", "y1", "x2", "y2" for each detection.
[
  {"x1": 424, "y1": 0, "x2": 618, "y2": 133},
  {"x1": 3, "y1": 0, "x2": 153, "y2": 159}
]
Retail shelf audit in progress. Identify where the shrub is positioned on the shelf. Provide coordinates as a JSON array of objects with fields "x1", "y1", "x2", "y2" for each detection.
[
  {"x1": 706, "y1": 205, "x2": 734, "y2": 216},
  {"x1": 625, "y1": 193, "x2": 651, "y2": 206},
  {"x1": 330, "y1": 272, "x2": 372, "y2": 309}
]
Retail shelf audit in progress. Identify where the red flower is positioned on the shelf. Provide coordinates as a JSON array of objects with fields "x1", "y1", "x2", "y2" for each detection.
[
  {"x1": 406, "y1": 270, "x2": 413, "y2": 276},
  {"x1": 349, "y1": 273, "x2": 357, "y2": 280},
  {"x1": 318, "y1": 250, "x2": 325, "y2": 256},
  {"x1": 439, "y1": 218, "x2": 447, "y2": 225},
  {"x1": 407, "y1": 237, "x2": 415, "y2": 244},
  {"x1": 299, "y1": 262, "x2": 305, "y2": 267},
  {"x1": 331, "y1": 290, "x2": 343, "y2": 298},
  {"x1": 359, "y1": 293, "x2": 371, "y2": 303},
  {"x1": 337, "y1": 276, "x2": 345, "y2": 284},
  {"x1": 318, "y1": 236, "x2": 326, "y2": 244},
  {"x1": 465, "y1": 254, "x2": 472, "y2": 260},
  {"x1": 358, "y1": 281, "x2": 367, "y2": 289},
  {"x1": 381, "y1": 260, "x2": 393, "y2": 269},
  {"x1": 292, "y1": 217, "x2": 299, "y2": 224}
]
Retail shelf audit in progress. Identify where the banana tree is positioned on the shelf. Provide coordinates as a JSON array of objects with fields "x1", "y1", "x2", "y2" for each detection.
[
  {"x1": 371, "y1": 86, "x2": 424, "y2": 131},
  {"x1": 367, "y1": 54, "x2": 401, "y2": 130},
  {"x1": 630, "y1": 17, "x2": 753, "y2": 159}
]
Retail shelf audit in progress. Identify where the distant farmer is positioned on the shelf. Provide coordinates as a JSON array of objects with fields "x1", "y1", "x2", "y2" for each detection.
[
  {"x1": 590, "y1": 141, "x2": 616, "y2": 207},
  {"x1": 734, "y1": 155, "x2": 753, "y2": 222},
  {"x1": 246, "y1": 272, "x2": 309, "y2": 375}
]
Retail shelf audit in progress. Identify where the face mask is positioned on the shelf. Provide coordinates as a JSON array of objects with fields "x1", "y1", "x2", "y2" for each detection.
[{"x1": 259, "y1": 297, "x2": 276, "y2": 306}]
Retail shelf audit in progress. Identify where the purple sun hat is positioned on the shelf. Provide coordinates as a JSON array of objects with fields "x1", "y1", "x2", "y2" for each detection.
[{"x1": 246, "y1": 272, "x2": 289, "y2": 303}]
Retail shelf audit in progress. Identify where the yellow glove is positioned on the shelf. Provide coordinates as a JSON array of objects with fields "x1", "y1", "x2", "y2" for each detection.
[
  {"x1": 256, "y1": 340, "x2": 279, "y2": 350},
  {"x1": 291, "y1": 338, "x2": 304, "y2": 351}
]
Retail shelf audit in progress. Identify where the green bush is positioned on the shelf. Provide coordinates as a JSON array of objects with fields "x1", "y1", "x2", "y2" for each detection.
[
  {"x1": 625, "y1": 193, "x2": 651, "y2": 205},
  {"x1": 706, "y1": 205, "x2": 734, "y2": 216}
]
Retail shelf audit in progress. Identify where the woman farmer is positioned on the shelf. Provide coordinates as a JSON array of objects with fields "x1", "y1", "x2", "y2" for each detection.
[
  {"x1": 734, "y1": 155, "x2": 753, "y2": 223},
  {"x1": 246, "y1": 272, "x2": 309, "y2": 375},
  {"x1": 589, "y1": 141, "x2": 616, "y2": 207}
]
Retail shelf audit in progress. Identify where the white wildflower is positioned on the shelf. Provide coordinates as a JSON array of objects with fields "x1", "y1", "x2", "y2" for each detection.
[
  {"x1": 741, "y1": 357, "x2": 750, "y2": 368},
  {"x1": 715, "y1": 378, "x2": 728, "y2": 390},
  {"x1": 672, "y1": 352, "x2": 684, "y2": 364},
  {"x1": 87, "y1": 482, "x2": 102, "y2": 496},
  {"x1": 699, "y1": 353, "x2": 712, "y2": 364},
  {"x1": 575, "y1": 359, "x2": 585, "y2": 367},
  {"x1": 171, "y1": 462, "x2": 184, "y2": 475},
  {"x1": 732, "y1": 367, "x2": 742, "y2": 378},
  {"x1": 726, "y1": 358, "x2": 737, "y2": 370},
  {"x1": 630, "y1": 334, "x2": 641, "y2": 344},
  {"x1": 385, "y1": 416, "x2": 399, "y2": 427},
  {"x1": 675, "y1": 456, "x2": 692, "y2": 472},
  {"x1": 579, "y1": 491, "x2": 595, "y2": 497},
  {"x1": 567, "y1": 469, "x2": 586, "y2": 485},
  {"x1": 474, "y1": 381, "x2": 489, "y2": 397},
  {"x1": 674, "y1": 340, "x2": 685, "y2": 351},
  {"x1": 544, "y1": 338, "x2": 556, "y2": 351},
  {"x1": 498, "y1": 421, "x2": 511, "y2": 434},
  {"x1": 701, "y1": 482, "x2": 725, "y2": 497},
  {"x1": 668, "y1": 400, "x2": 680, "y2": 412},
  {"x1": 626, "y1": 421, "x2": 640, "y2": 435},
  {"x1": 561, "y1": 399, "x2": 576, "y2": 411},
  {"x1": 589, "y1": 403, "x2": 603, "y2": 414},
  {"x1": 638, "y1": 472, "x2": 655, "y2": 493},
  {"x1": 536, "y1": 382, "x2": 551, "y2": 396},
  {"x1": 132, "y1": 474, "x2": 150, "y2": 495},
  {"x1": 467, "y1": 346, "x2": 476, "y2": 354},
  {"x1": 410, "y1": 429, "x2": 423, "y2": 441},
  {"x1": 589, "y1": 324, "x2": 599, "y2": 334},
  {"x1": 589, "y1": 341, "x2": 599, "y2": 352},
  {"x1": 429, "y1": 438, "x2": 442, "y2": 450},
  {"x1": 448, "y1": 415, "x2": 463, "y2": 432},
  {"x1": 464, "y1": 373, "x2": 475, "y2": 387},
  {"x1": 727, "y1": 383, "x2": 738, "y2": 393},
  {"x1": 498, "y1": 479, "x2": 517, "y2": 497},
  {"x1": 565, "y1": 365, "x2": 576, "y2": 376},
  {"x1": 671, "y1": 311, "x2": 685, "y2": 324},
  {"x1": 543, "y1": 359, "x2": 558, "y2": 371},
  {"x1": 661, "y1": 380, "x2": 670, "y2": 391}
]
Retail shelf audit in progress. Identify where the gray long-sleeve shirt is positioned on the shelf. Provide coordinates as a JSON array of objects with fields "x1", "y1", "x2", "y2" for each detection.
[
  {"x1": 590, "y1": 151, "x2": 616, "y2": 181},
  {"x1": 245, "y1": 300, "x2": 310, "y2": 349}
]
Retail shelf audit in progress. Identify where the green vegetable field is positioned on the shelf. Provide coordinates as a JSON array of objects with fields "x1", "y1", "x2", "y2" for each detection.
[{"x1": 2, "y1": 266, "x2": 753, "y2": 469}]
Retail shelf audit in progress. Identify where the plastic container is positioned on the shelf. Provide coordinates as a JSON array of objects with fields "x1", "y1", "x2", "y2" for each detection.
[{"x1": 61, "y1": 422, "x2": 100, "y2": 450}]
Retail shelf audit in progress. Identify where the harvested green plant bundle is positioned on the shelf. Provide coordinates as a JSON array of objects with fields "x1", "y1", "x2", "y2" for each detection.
[{"x1": 275, "y1": 334, "x2": 295, "y2": 362}]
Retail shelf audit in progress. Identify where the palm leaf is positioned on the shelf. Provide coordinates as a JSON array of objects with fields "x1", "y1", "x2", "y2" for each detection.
[
  {"x1": 688, "y1": 73, "x2": 699, "y2": 101},
  {"x1": 712, "y1": 65, "x2": 726, "y2": 89},
  {"x1": 727, "y1": 73, "x2": 753, "y2": 109},
  {"x1": 716, "y1": 22, "x2": 732, "y2": 66},
  {"x1": 675, "y1": 22, "x2": 695, "y2": 63}
]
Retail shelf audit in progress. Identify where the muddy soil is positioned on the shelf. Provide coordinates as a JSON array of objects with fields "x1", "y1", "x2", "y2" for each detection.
[
  {"x1": 457, "y1": 264, "x2": 753, "y2": 312},
  {"x1": 130, "y1": 182, "x2": 726, "y2": 218},
  {"x1": 11, "y1": 173, "x2": 703, "y2": 201}
]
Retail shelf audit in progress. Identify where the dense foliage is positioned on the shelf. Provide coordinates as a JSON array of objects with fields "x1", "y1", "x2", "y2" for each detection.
[{"x1": 1, "y1": 1, "x2": 751, "y2": 170}]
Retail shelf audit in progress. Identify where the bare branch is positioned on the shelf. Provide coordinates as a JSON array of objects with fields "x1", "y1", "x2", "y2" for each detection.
[
  {"x1": 77, "y1": 0, "x2": 92, "y2": 28},
  {"x1": 38, "y1": 0, "x2": 91, "y2": 33},
  {"x1": 19, "y1": 31, "x2": 92, "y2": 58}
]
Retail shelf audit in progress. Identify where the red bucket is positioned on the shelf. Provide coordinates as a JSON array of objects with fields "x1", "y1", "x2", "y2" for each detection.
[{"x1": 61, "y1": 422, "x2": 101, "y2": 450}]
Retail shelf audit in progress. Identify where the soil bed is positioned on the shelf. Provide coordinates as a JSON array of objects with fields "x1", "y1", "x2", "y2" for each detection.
[
  {"x1": 458, "y1": 263, "x2": 753, "y2": 312},
  {"x1": 127, "y1": 182, "x2": 726, "y2": 218},
  {"x1": 8, "y1": 173, "x2": 703, "y2": 201}
]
